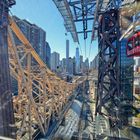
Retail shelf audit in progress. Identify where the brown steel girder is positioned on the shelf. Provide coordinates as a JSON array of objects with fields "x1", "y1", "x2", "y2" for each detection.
[{"x1": 7, "y1": 16, "x2": 76, "y2": 139}]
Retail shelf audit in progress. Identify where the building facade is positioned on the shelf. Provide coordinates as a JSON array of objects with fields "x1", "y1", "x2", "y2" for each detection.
[
  {"x1": 120, "y1": 39, "x2": 134, "y2": 101},
  {"x1": 61, "y1": 58, "x2": 66, "y2": 74},
  {"x1": 134, "y1": 57, "x2": 140, "y2": 72},
  {"x1": 11, "y1": 16, "x2": 47, "y2": 99},
  {"x1": 83, "y1": 58, "x2": 89, "y2": 73},
  {"x1": 51, "y1": 52, "x2": 60, "y2": 72},
  {"x1": 66, "y1": 40, "x2": 69, "y2": 73},
  {"x1": 80, "y1": 55, "x2": 83, "y2": 73},
  {"x1": 75, "y1": 47, "x2": 80, "y2": 74},
  {"x1": 73, "y1": 57, "x2": 76, "y2": 75},
  {"x1": 68, "y1": 57, "x2": 74, "y2": 75},
  {"x1": 90, "y1": 54, "x2": 99, "y2": 70},
  {"x1": 13, "y1": 16, "x2": 46, "y2": 64},
  {"x1": 45, "y1": 42, "x2": 51, "y2": 69}
]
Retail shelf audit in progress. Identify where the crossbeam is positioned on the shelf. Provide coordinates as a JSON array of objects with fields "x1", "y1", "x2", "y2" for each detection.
[
  {"x1": 8, "y1": 16, "x2": 77, "y2": 140},
  {"x1": 53, "y1": 0, "x2": 79, "y2": 43}
]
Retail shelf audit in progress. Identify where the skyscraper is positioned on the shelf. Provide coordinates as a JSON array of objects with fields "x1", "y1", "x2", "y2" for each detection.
[
  {"x1": 73, "y1": 57, "x2": 76, "y2": 75},
  {"x1": 120, "y1": 39, "x2": 134, "y2": 101},
  {"x1": 46, "y1": 42, "x2": 51, "y2": 69},
  {"x1": 68, "y1": 57, "x2": 74, "y2": 75},
  {"x1": 80, "y1": 55, "x2": 83, "y2": 72},
  {"x1": 11, "y1": 16, "x2": 47, "y2": 100},
  {"x1": 13, "y1": 16, "x2": 46, "y2": 65},
  {"x1": 134, "y1": 57, "x2": 140, "y2": 72},
  {"x1": 90, "y1": 54, "x2": 99, "y2": 70},
  {"x1": 13, "y1": 16, "x2": 31, "y2": 43},
  {"x1": 83, "y1": 58, "x2": 89, "y2": 73},
  {"x1": 30, "y1": 24, "x2": 46, "y2": 62},
  {"x1": 75, "y1": 47, "x2": 80, "y2": 74},
  {"x1": 85, "y1": 58, "x2": 89, "y2": 69},
  {"x1": 39, "y1": 27, "x2": 46, "y2": 60},
  {"x1": 51, "y1": 52, "x2": 60, "y2": 72},
  {"x1": 66, "y1": 40, "x2": 69, "y2": 73},
  {"x1": 61, "y1": 58, "x2": 66, "y2": 73}
]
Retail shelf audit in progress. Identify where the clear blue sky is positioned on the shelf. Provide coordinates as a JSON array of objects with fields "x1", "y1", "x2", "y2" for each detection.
[{"x1": 11, "y1": 0, "x2": 98, "y2": 62}]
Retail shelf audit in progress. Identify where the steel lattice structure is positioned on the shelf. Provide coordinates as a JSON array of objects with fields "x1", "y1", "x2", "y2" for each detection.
[
  {"x1": 7, "y1": 16, "x2": 77, "y2": 139},
  {"x1": 53, "y1": 0, "x2": 138, "y2": 130},
  {"x1": 69, "y1": 0, "x2": 97, "y2": 39},
  {"x1": 53, "y1": 0, "x2": 79, "y2": 43},
  {"x1": 0, "y1": 0, "x2": 139, "y2": 139},
  {"x1": 95, "y1": 9, "x2": 121, "y2": 128},
  {"x1": 0, "y1": 0, "x2": 15, "y2": 138},
  {"x1": 95, "y1": 0, "x2": 139, "y2": 131}
]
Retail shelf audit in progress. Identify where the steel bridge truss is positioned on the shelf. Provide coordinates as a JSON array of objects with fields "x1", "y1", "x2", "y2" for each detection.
[
  {"x1": 8, "y1": 16, "x2": 76, "y2": 139},
  {"x1": 95, "y1": 0, "x2": 137, "y2": 130},
  {"x1": 53, "y1": 0, "x2": 79, "y2": 43},
  {"x1": 69, "y1": 0, "x2": 97, "y2": 39},
  {"x1": 96, "y1": 9, "x2": 121, "y2": 129}
]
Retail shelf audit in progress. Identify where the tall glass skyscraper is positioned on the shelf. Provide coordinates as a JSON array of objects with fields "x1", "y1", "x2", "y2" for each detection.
[
  {"x1": 45, "y1": 42, "x2": 51, "y2": 69},
  {"x1": 11, "y1": 16, "x2": 47, "y2": 98},
  {"x1": 66, "y1": 40, "x2": 69, "y2": 73},
  {"x1": 75, "y1": 47, "x2": 80, "y2": 74},
  {"x1": 13, "y1": 16, "x2": 46, "y2": 64},
  {"x1": 120, "y1": 39, "x2": 134, "y2": 101},
  {"x1": 51, "y1": 52, "x2": 60, "y2": 72}
]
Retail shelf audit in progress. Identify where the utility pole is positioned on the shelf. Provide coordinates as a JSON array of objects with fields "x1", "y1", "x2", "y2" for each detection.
[{"x1": 0, "y1": 0, "x2": 15, "y2": 138}]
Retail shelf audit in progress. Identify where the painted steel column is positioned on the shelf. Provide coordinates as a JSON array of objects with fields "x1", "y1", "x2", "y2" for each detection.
[
  {"x1": 96, "y1": 9, "x2": 121, "y2": 129},
  {"x1": 0, "y1": 0, "x2": 15, "y2": 138}
]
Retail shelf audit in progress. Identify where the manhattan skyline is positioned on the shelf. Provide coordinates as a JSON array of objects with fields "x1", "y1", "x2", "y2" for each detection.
[{"x1": 11, "y1": 0, "x2": 98, "y2": 61}]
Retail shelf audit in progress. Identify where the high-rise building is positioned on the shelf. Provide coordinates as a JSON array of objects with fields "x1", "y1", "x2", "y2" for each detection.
[
  {"x1": 51, "y1": 52, "x2": 60, "y2": 72},
  {"x1": 90, "y1": 54, "x2": 99, "y2": 70},
  {"x1": 134, "y1": 57, "x2": 140, "y2": 72},
  {"x1": 61, "y1": 58, "x2": 66, "y2": 73},
  {"x1": 30, "y1": 24, "x2": 46, "y2": 62},
  {"x1": 39, "y1": 28, "x2": 46, "y2": 59},
  {"x1": 75, "y1": 47, "x2": 80, "y2": 74},
  {"x1": 80, "y1": 55, "x2": 83, "y2": 73},
  {"x1": 73, "y1": 57, "x2": 76, "y2": 75},
  {"x1": 120, "y1": 39, "x2": 134, "y2": 101},
  {"x1": 68, "y1": 57, "x2": 74, "y2": 75},
  {"x1": 66, "y1": 40, "x2": 69, "y2": 73},
  {"x1": 13, "y1": 16, "x2": 46, "y2": 65},
  {"x1": 45, "y1": 42, "x2": 51, "y2": 69},
  {"x1": 13, "y1": 16, "x2": 31, "y2": 43},
  {"x1": 11, "y1": 16, "x2": 47, "y2": 101},
  {"x1": 84, "y1": 58, "x2": 89, "y2": 72}
]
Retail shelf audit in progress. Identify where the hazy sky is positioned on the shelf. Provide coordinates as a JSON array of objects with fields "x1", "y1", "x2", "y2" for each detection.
[{"x1": 11, "y1": 0, "x2": 98, "y2": 62}]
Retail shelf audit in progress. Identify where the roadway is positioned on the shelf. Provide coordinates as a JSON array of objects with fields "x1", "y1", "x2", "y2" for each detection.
[
  {"x1": 51, "y1": 75, "x2": 110, "y2": 140},
  {"x1": 40, "y1": 74, "x2": 137, "y2": 140},
  {"x1": 53, "y1": 99, "x2": 82, "y2": 139}
]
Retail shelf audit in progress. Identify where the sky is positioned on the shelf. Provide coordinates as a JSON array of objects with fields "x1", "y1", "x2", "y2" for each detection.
[{"x1": 11, "y1": 0, "x2": 98, "y2": 62}]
